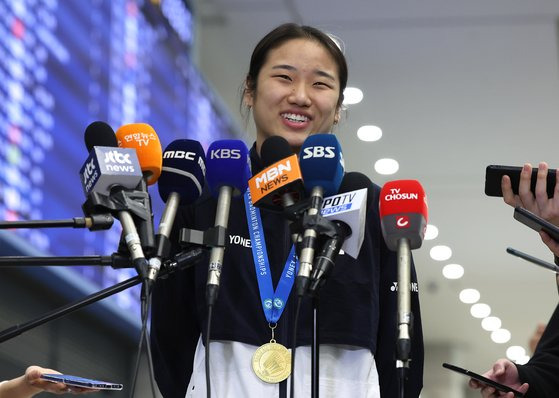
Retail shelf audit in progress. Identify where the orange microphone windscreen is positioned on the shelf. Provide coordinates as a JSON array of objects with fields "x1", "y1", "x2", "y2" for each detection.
[{"x1": 115, "y1": 123, "x2": 162, "y2": 185}]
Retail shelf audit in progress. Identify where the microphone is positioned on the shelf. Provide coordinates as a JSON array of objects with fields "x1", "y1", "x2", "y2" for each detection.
[
  {"x1": 85, "y1": 121, "x2": 118, "y2": 151},
  {"x1": 115, "y1": 123, "x2": 163, "y2": 185},
  {"x1": 79, "y1": 122, "x2": 149, "y2": 281},
  {"x1": 149, "y1": 139, "x2": 207, "y2": 285},
  {"x1": 248, "y1": 136, "x2": 305, "y2": 212},
  {"x1": 115, "y1": 123, "x2": 163, "y2": 256},
  {"x1": 379, "y1": 179, "x2": 428, "y2": 365},
  {"x1": 307, "y1": 172, "x2": 370, "y2": 294},
  {"x1": 295, "y1": 133, "x2": 344, "y2": 296},
  {"x1": 205, "y1": 140, "x2": 251, "y2": 306}
]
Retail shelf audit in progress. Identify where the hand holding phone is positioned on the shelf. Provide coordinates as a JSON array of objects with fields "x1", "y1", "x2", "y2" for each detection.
[
  {"x1": 485, "y1": 165, "x2": 557, "y2": 198},
  {"x1": 40, "y1": 374, "x2": 123, "y2": 390},
  {"x1": 513, "y1": 207, "x2": 559, "y2": 243},
  {"x1": 442, "y1": 363, "x2": 525, "y2": 397}
]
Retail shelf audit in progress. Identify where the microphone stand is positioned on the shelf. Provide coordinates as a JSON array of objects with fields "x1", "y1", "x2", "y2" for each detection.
[
  {"x1": 0, "y1": 214, "x2": 114, "y2": 230},
  {"x1": 0, "y1": 248, "x2": 204, "y2": 344},
  {"x1": 0, "y1": 254, "x2": 130, "y2": 267},
  {"x1": 311, "y1": 295, "x2": 320, "y2": 398}
]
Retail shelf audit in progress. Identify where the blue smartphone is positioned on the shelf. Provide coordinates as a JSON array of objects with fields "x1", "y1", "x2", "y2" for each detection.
[{"x1": 40, "y1": 374, "x2": 123, "y2": 390}]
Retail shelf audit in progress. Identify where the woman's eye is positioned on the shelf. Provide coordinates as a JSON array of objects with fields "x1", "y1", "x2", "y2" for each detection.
[
  {"x1": 273, "y1": 74, "x2": 291, "y2": 81},
  {"x1": 314, "y1": 81, "x2": 332, "y2": 88}
]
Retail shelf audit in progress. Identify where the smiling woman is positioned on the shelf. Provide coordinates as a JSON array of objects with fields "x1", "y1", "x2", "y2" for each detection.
[{"x1": 150, "y1": 23, "x2": 424, "y2": 398}]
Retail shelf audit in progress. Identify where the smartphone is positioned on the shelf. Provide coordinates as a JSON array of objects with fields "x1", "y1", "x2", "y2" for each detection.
[
  {"x1": 484, "y1": 165, "x2": 557, "y2": 197},
  {"x1": 442, "y1": 363, "x2": 525, "y2": 397},
  {"x1": 513, "y1": 206, "x2": 559, "y2": 243},
  {"x1": 40, "y1": 374, "x2": 123, "y2": 390}
]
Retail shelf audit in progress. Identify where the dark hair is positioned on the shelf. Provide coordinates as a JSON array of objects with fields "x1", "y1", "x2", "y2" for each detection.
[{"x1": 243, "y1": 23, "x2": 348, "y2": 109}]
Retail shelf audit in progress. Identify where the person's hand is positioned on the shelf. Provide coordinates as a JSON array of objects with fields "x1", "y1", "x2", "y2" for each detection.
[
  {"x1": 502, "y1": 162, "x2": 559, "y2": 225},
  {"x1": 540, "y1": 230, "x2": 559, "y2": 257},
  {"x1": 468, "y1": 359, "x2": 529, "y2": 397},
  {"x1": 25, "y1": 366, "x2": 97, "y2": 395}
]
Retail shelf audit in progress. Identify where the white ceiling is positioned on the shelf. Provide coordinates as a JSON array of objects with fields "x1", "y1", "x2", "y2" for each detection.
[{"x1": 193, "y1": 0, "x2": 559, "y2": 395}]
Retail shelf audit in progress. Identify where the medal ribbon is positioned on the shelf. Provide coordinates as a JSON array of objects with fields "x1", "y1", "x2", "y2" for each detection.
[{"x1": 244, "y1": 189, "x2": 298, "y2": 323}]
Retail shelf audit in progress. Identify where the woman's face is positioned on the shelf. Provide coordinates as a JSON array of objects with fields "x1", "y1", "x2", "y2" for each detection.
[{"x1": 245, "y1": 38, "x2": 341, "y2": 154}]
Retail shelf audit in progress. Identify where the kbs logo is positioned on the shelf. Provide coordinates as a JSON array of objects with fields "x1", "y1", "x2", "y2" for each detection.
[
  {"x1": 301, "y1": 145, "x2": 336, "y2": 159},
  {"x1": 396, "y1": 216, "x2": 410, "y2": 229},
  {"x1": 209, "y1": 148, "x2": 241, "y2": 159}
]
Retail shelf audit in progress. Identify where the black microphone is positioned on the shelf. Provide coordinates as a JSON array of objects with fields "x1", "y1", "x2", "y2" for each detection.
[
  {"x1": 307, "y1": 172, "x2": 371, "y2": 294},
  {"x1": 80, "y1": 121, "x2": 149, "y2": 281},
  {"x1": 295, "y1": 134, "x2": 344, "y2": 297},
  {"x1": 148, "y1": 139, "x2": 207, "y2": 286},
  {"x1": 205, "y1": 140, "x2": 251, "y2": 306}
]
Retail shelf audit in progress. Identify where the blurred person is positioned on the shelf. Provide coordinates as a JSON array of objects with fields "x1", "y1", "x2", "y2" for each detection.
[{"x1": 469, "y1": 161, "x2": 559, "y2": 397}]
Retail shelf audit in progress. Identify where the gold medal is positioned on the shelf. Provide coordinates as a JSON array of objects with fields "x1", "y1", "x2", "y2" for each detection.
[{"x1": 252, "y1": 342, "x2": 291, "y2": 383}]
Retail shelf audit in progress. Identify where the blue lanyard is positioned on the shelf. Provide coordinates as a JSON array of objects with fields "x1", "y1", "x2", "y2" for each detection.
[{"x1": 244, "y1": 189, "x2": 298, "y2": 324}]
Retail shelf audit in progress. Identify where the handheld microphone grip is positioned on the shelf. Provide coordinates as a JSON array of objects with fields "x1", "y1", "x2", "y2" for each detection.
[
  {"x1": 119, "y1": 210, "x2": 149, "y2": 280},
  {"x1": 396, "y1": 237, "x2": 412, "y2": 363},
  {"x1": 206, "y1": 185, "x2": 232, "y2": 305},
  {"x1": 308, "y1": 220, "x2": 351, "y2": 294},
  {"x1": 295, "y1": 185, "x2": 323, "y2": 297}
]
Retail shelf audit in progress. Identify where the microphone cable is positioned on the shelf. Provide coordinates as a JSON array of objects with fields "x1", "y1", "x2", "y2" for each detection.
[
  {"x1": 128, "y1": 283, "x2": 158, "y2": 398},
  {"x1": 289, "y1": 295, "x2": 304, "y2": 398}
]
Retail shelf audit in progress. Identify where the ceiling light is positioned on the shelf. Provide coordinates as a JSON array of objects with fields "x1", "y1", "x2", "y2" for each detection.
[
  {"x1": 442, "y1": 263, "x2": 464, "y2": 279},
  {"x1": 343, "y1": 87, "x2": 363, "y2": 105},
  {"x1": 481, "y1": 316, "x2": 501, "y2": 331},
  {"x1": 470, "y1": 303, "x2": 491, "y2": 318},
  {"x1": 357, "y1": 125, "x2": 382, "y2": 142},
  {"x1": 424, "y1": 224, "x2": 438, "y2": 240},
  {"x1": 459, "y1": 288, "x2": 480, "y2": 304},
  {"x1": 374, "y1": 158, "x2": 399, "y2": 175},
  {"x1": 515, "y1": 355, "x2": 530, "y2": 365},
  {"x1": 506, "y1": 346, "x2": 526, "y2": 361},
  {"x1": 491, "y1": 329, "x2": 511, "y2": 344},
  {"x1": 430, "y1": 245, "x2": 452, "y2": 261}
]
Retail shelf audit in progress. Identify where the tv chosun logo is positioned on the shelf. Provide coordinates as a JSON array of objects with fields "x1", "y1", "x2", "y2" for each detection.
[{"x1": 396, "y1": 215, "x2": 410, "y2": 228}]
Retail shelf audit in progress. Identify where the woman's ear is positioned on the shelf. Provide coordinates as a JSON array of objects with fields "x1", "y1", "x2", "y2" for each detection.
[
  {"x1": 243, "y1": 79, "x2": 254, "y2": 108},
  {"x1": 334, "y1": 108, "x2": 341, "y2": 124}
]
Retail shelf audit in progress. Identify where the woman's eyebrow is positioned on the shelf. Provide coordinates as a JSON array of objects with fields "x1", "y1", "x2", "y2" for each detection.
[{"x1": 271, "y1": 64, "x2": 336, "y2": 81}]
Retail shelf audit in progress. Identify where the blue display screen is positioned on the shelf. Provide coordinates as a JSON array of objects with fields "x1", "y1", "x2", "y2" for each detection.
[{"x1": 0, "y1": 0, "x2": 239, "y2": 317}]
